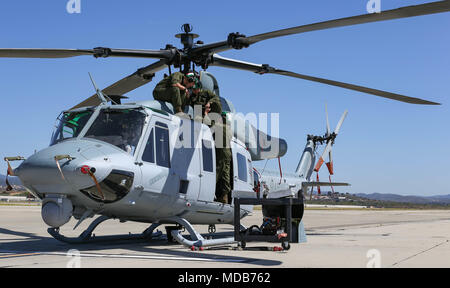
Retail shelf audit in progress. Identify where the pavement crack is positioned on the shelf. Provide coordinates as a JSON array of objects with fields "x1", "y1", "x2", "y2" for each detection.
[{"x1": 390, "y1": 239, "x2": 450, "y2": 267}]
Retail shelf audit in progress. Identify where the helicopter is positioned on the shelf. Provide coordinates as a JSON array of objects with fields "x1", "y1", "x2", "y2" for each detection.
[{"x1": 2, "y1": 1, "x2": 449, "y2": 248}]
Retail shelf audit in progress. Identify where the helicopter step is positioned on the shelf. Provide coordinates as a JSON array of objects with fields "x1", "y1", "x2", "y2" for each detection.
[{"x1": 47, "y1": 215, "x2": 163, "y2": 244}]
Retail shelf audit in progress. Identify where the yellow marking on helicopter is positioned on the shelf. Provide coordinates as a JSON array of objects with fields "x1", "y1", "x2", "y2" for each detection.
[{"x1": 0, "y1": 252, "x2": 41, "y2": 259}]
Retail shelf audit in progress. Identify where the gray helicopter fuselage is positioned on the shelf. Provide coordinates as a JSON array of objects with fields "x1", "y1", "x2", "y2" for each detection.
[
  {"x1": 14, "y1": 102, "x2": 256, "y2": 228},
  {"x1": 258, "y1": 139, "x2": 316, "y2": 199}
]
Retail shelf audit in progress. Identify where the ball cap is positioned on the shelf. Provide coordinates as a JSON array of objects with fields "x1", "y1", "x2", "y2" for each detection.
[{"x1": 186, "y1": 72, "x2": 195, "y2": 78}]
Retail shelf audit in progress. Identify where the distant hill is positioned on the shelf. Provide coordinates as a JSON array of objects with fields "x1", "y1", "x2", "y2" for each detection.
[
  {"x1": 355, "y1": 193, "x2": 450, "y2": 205},
  {"x1": 0, "y1": 174, "x2": 23, "y2": 186}
]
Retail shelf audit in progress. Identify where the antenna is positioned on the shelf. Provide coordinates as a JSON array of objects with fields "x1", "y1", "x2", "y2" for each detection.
[{"x1": 88, "y1": 72, "x2": 116, "y2": 105}]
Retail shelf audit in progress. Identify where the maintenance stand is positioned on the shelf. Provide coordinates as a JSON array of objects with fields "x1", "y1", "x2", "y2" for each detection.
[{"x1": 234, "y1": 196, "x2": 305, "y2": 250}]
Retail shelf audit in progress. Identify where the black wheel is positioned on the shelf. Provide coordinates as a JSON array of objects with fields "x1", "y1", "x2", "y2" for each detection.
[{"x1": 282, "y1": 241, "x2": 290, "y2": 250}]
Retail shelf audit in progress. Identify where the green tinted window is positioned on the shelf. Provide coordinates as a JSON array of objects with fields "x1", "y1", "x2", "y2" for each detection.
[{"x1": 51, "y1": 110, "x2": 93, "y2": 145}]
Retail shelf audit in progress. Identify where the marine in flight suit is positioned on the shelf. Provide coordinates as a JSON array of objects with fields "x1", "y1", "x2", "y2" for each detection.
[
  {"x1": 153, "y1": 71, "x2": 197, "y2": 114},
  {"x1": 189, "y1": 81, "x2": 232, "y2": 204}
]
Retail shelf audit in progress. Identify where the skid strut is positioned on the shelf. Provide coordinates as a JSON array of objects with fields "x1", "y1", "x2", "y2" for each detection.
[
  {"x1": 48, "y1": 216, "x2": 162, "y2": 244},
  {"x1": 166, "y1": 217, "x2": 245, "y2": 249}
]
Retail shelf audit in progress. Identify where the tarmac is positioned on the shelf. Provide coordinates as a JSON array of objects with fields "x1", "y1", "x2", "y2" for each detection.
[{"x1": 1, "y1": 205, "x2": 450, "y2": 268}]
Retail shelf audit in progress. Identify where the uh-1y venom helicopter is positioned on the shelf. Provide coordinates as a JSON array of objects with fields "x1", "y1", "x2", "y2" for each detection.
[{"x1": 2, "y1": 2, "x2": 448, "y2": 248}]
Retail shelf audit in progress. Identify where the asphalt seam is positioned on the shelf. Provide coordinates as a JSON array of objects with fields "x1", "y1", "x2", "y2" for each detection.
[
  {"x1": 389, "y1": 239, "x2": 450, "y2": 267},
  {"x1": 307, "y1": 218, "x2": 450, "y2": 231}
]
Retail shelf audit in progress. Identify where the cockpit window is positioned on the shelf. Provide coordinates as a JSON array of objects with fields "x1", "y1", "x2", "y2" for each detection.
[
  {"x1": 50, "y1": 110, "x2": 94, "y2": 146},
  {"x1": 84, "y1": 109, "x2": 146, "y2": 154},
  {"x1": 219, "y1": 97, "x2": 231, "y2": 113}
]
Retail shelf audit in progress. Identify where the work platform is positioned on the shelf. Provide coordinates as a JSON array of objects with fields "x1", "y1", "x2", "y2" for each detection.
[{"x1": 234, "y1": 197, "x2": 305, "y2": 250}]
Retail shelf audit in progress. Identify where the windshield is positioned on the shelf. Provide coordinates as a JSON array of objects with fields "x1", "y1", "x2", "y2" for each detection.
[
  {"x1": 84, "y1": 108, "x2": 146, "y2": 154},
  {"x1": 51, "y1": 110, "x2": 94, "y2": 146}
]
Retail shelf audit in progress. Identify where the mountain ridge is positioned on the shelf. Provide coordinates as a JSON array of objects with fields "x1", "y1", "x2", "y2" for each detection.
[
  {"x1": 355, "y1": 193, "x2": 450, "y2": 204},
  {"x1": 0, "y1": 174, "x2": 23, "y2": 186}
]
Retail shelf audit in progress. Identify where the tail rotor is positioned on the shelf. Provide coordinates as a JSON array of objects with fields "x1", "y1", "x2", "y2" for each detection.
[
  {"x1": 314, "y1": 107, "x2": 348, "y2": 173},
  {"x1": 309, "y1": 106, "x2": 347, "y2": 197}
]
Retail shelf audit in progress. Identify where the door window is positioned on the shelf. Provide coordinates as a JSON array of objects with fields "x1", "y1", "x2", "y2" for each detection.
[
  {"x1": 155, "y1": 122, "x2": 170, "y2": 168},
  {"x1": 142, "y1": 129, "x2": 155, "y2": 163},
  {"x1": 237, "y1": 153, "x2": 247, "y2": 182},
  {"x1": 202, "y1": 140, "x2": 214, "y2": 172}
]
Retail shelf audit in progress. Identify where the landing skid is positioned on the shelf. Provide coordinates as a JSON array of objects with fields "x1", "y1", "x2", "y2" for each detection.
[
  {"x1": 48, "y1": 215, "x2": 162, "y2": 244},
  {"x1": 47, "y1": 215, "x2": 245, "y2": 249}
]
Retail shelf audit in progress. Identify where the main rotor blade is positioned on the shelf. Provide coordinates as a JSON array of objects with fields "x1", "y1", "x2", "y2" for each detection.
[
  {"x1": 0, "y1": 48, "x2": 174, "y2": 59},
  {"x1": 240, "y1": 1, "x2": 450, "y2": 46},
  {"x1": 0, "y1": 49, "x2": 93, "y2": 58},
  {"x1": 191, "y1": 1, "x2": 450, "y2": 55},
  {"x1": 210, "y1": 54, "x2": 441, "y2": 105},
  {"x1": 71, "y1": 60, "x2": 167, "y2": 109},
  {"x1": 273, "y1": 69, "x2": 440, "y2": 105}
]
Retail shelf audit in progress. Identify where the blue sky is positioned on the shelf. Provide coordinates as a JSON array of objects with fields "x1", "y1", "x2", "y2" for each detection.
[{"x1": 0, "y1": 0, "x2": 448, "y2": 196}]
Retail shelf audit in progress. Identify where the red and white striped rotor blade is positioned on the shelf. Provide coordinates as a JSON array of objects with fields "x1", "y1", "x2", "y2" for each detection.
[
  {"x1": 326, "y1": 149, "x2": 334, "y2": 175},
  {"x1": 314, "y1": 140, "x2": 332, "y2": 172},
  {"x1": 314, "y1": 110, "x2": 348, "y2": 172}
]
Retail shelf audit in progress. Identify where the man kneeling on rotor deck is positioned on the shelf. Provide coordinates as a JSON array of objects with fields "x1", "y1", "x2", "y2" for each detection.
[
  {"x1": 189, "y1": 80, "x2": 232, "y2": 204},
  {"x1": 152, "y1": 71, "x2": 197, "y2": 115}
]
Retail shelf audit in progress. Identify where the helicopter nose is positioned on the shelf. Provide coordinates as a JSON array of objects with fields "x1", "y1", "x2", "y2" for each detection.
[
  {"x1": 14, "y1": 140, "x2": 114, "y2": 196},
  {"x1": 15, "y1": 151, "x2": 73, "y2": 194}
]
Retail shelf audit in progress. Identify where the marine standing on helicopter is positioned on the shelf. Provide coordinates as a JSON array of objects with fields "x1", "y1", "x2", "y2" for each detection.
[
  {"x1": 152, "y1": 71, "x2": 197, "y2": 114},
  {"x1": 189, "y1": 81, "x2": 221, "y2": 118},
  {"x1": 189, "y1": 81, "x2": 232, "y2": 204}
]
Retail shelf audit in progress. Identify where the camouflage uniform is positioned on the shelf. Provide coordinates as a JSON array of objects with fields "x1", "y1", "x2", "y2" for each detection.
[
  {"x1": 153, "y1": 72, "x2": 188, "y2": 113},
  {"x1": 214, "y1": 122, "x2": 232, "y2": 204},
  {"x1": 189, "y1": 89, "x2": 232, "y2": 204},
  {"x1": 188, "y1": 89, "x2": 222, "y2": 118}
]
